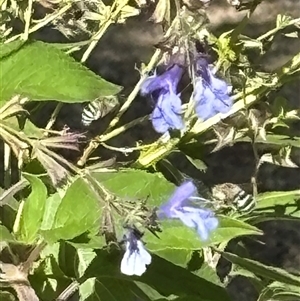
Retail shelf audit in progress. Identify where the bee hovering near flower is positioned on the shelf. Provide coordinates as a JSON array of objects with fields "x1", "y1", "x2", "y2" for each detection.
[
  {"x1": 211, "y1": 183, "x2": 256, "y2": 214},
  {"x1": 159, "y1": 181, "x2": 218, "y2": 241},
  {"x1": 120, "y1": 228, "x2": 152, "y2": 276}
]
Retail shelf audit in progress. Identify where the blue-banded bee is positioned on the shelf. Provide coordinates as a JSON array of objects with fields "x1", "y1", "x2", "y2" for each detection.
[
  {"x1": 190, "y1": 181, "x2": 256, "y2": 215},
  {"x1": 210, "y1": 183, "x2": 256, "y2": 214},
  {"x1": 81, "y1": 95, "x2": 119, "y2": 127}
]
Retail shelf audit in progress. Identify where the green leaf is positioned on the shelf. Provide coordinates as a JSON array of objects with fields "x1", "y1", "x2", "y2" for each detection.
[
  {"x1": 237, "y1": 134, "x2": 300, "y2": 148},
  {"x1": 0, "y1": 41, "x2": 121, "y2": 103},
  {"x1": 221, "y1": 251, "x2": 300, "y2": 287},
  {"x1": 92, "y1": 169, "x2": 175, "y2": 206},
  {"x1": 84, "y1": 250, "x2": 230, "y2": 301},
  {"x1": 258, "y1": 282, "x2": 300, "y2": 301},
  {"x1": 18, "y1": 173, "x2": 47, "y2": 244},
  {"x1": 0, "y1": 40, "x2": 26, "y2": 59},
  {"x1": 249, "y1": 190, "x2": 300, "y2": 222},
  {"x1": 0, "y1": 224, "x2": 16, "y2": 242},
  {"x1": 40, "y1": 177, "x2": 102, "y2": 243},
  {"x1": 0, "y1": 291, "x2": 17, "y2": 301},
  {"x1": 192, "y1": 262, "x2": 224, "y2": 287},
  {"x1": 58, "y1": 242, "x2": 97, "y2": 279},
  {"x1": 145, "y1": 216, "x2": 261, "y2": 262},
  {"x1": 93, "y1": 169, "x2": 260, "y2": 267}
]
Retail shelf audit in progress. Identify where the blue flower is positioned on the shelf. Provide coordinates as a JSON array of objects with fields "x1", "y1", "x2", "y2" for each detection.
[
  {"x1": 159, "y1": 181, "x2": 218, "y2": 241},
  {"x1": 193, "y1": 57, "x2": 232, "y2": 120},
  {"x1": 140, "y1": 64, "x2": 184, "y2": 133},
  {"x1": 120, "y1": 230, "x2": 152, "y2": 276}
]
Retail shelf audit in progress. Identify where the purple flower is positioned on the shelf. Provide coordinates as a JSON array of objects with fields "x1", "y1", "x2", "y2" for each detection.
[
  {"x1": 193, "y1": 57, "x2": 232, "y2": 120},
  {"x1": 120, "y1": 230, "x2": 151, "y2": 276},
  {"x1": 140, "y1": 64, "x2": 184, "y2": 134},
  {"x1": 159, "y1": 181, "x2": 218, "y2": 241}
]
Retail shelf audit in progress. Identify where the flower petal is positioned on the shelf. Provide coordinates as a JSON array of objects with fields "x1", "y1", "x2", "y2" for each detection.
[
  {"x1": 120, "y1": 241, "x2": 151, "y2": 276},
  {"x1": 151, "y1": 90, "x2": 184, "y2": 133},
  {"x1": 174, "y1": 206, "x2": 218, "y2": 241},
  {"x1": 140, "y1": 65, "x2": 183, "y2": 95},
  {"x1": 159, "y1": 181, "x2": 197, "y2": 218},
  {"x1": 137, "y1": 240, "x2": 152, "y2": 265},
  {"x1": 194, "y1": 59, "x2": 233, "y2": 120}
]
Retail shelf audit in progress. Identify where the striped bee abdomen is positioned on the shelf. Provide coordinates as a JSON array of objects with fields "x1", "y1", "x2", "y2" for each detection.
[{"x1": 81, "y1": 95, "x2": 119, "y2": 127}]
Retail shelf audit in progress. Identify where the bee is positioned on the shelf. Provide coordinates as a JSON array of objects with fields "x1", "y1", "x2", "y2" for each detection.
[
  {"x1": 191, "y1": 180, "x2": 256, "y2": 215},
  {"x1": 210, "y1": 183, "x2": 256, "y2": 214},
  {"x1": 81, "y1": 95, "x2": 119, "y2": 127}
]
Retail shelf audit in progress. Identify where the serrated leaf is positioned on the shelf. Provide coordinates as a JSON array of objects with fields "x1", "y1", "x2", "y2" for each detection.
[
  {"x1": 84, "y1": 250, "x2": 230, "y2": 301},
  {"x1": 18, "y1": 173, "x2": 47, "y2": 244},
  {"x1": 0, "y1": 40, "x2": 26, "y2": 59},
  {"x1": 0, "y1": 41, "x2": 121, "y2": 103},
  {"x1": 221, "y1": 251, "x2": 300, "y2": 287},
  {"x1": 250, "y1": 190, "x2": 300, "y2": 220},
  {"x1": 92, "y1": 169, "x2": 175, "y2": 207},
  {"x1": 145, "y1": 216, "x2": 262, "y2": 258},
  {"x1": 40, "y1": 177, "x2": 102, "y2": 243}
]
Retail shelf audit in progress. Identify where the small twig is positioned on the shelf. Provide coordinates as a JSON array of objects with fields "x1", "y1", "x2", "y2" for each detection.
[
  {"x1": 21, "y1": 241, "x2": 47, "y2": 274},
  {"x1": 81, "y1": 1, "x2": 128, "y2": 63},
  {"x1": 4, "y1": 143, "x2": 11, "y2": 189},
  {"x1": 22, "y1": 0, "x2": 33, "y2": 41},
  {"x1": 77, "y1": 115, "x2": 149, "y2": 166},
  {"x1": 5, "y1": 3, "x2": 72, "y2": 43},
  {"x1": 13, "y1": 199, "x2": 24, "y2": 234},
  {"x1": 257, "y1": 17, "x2": 300, "y2": 42},
  {"x1": 0, "y1": 262, "x2": 39, "y2": 301},
  {"x1": 250, "y1": 133, "x2": 260, "y2": 198},
  {"x1": 56, "y1": 280, "x2": 80, "y2": 301},
  {"x1": 98, "y1": 115, "x2": 149, "y2": 143},
  {"x1": 0, "y1": 178, "x2": 29, "y2": 206},
  {"x1": 44, "y1": 103, "x2": 64, "y2": 136}
]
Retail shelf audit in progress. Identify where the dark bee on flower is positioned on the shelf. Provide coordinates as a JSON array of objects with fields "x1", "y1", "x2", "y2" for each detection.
[{"x1": 81, "y1": 95, "x2": 119, "y2": 127}]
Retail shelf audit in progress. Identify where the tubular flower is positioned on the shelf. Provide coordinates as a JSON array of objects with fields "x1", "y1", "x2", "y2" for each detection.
[
  {"x1": 193, "y1": 57, "x2": 233, "y2": 121},
  {"x1": 120, "y1": 230, "x2": 152, "y2": 276},
  {"x1": 159, "y1": 181, "x2": 218, "y2": 241},
  {"x1": 140, "y1": 64, "x2": 184, "y2": 134}
]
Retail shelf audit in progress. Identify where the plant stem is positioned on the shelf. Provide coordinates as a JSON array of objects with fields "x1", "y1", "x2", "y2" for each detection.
[
  {"x1": 44, "y1": 103, "x2": 64, "y2": 136},
  {"x1": 5, "y1": 3, "x2": 72, "y2": 43},
  {"x1": 22, "y1": 0, "x2": 33, "y2": 41},
  {"x1": 77, "y1": 15, "x2": 180, "y2": 166},
  {"x1": 81, "y1": 0, "x2": 129, "y2": 63}
]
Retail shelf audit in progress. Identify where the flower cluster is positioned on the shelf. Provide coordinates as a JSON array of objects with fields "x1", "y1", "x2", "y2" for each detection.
[
  {"x1": 140, "y1": 49, "x2": 233, "y2": 135},
  {"x1": 120, "y1": 181, "x2": 218, "y2": 276}
]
